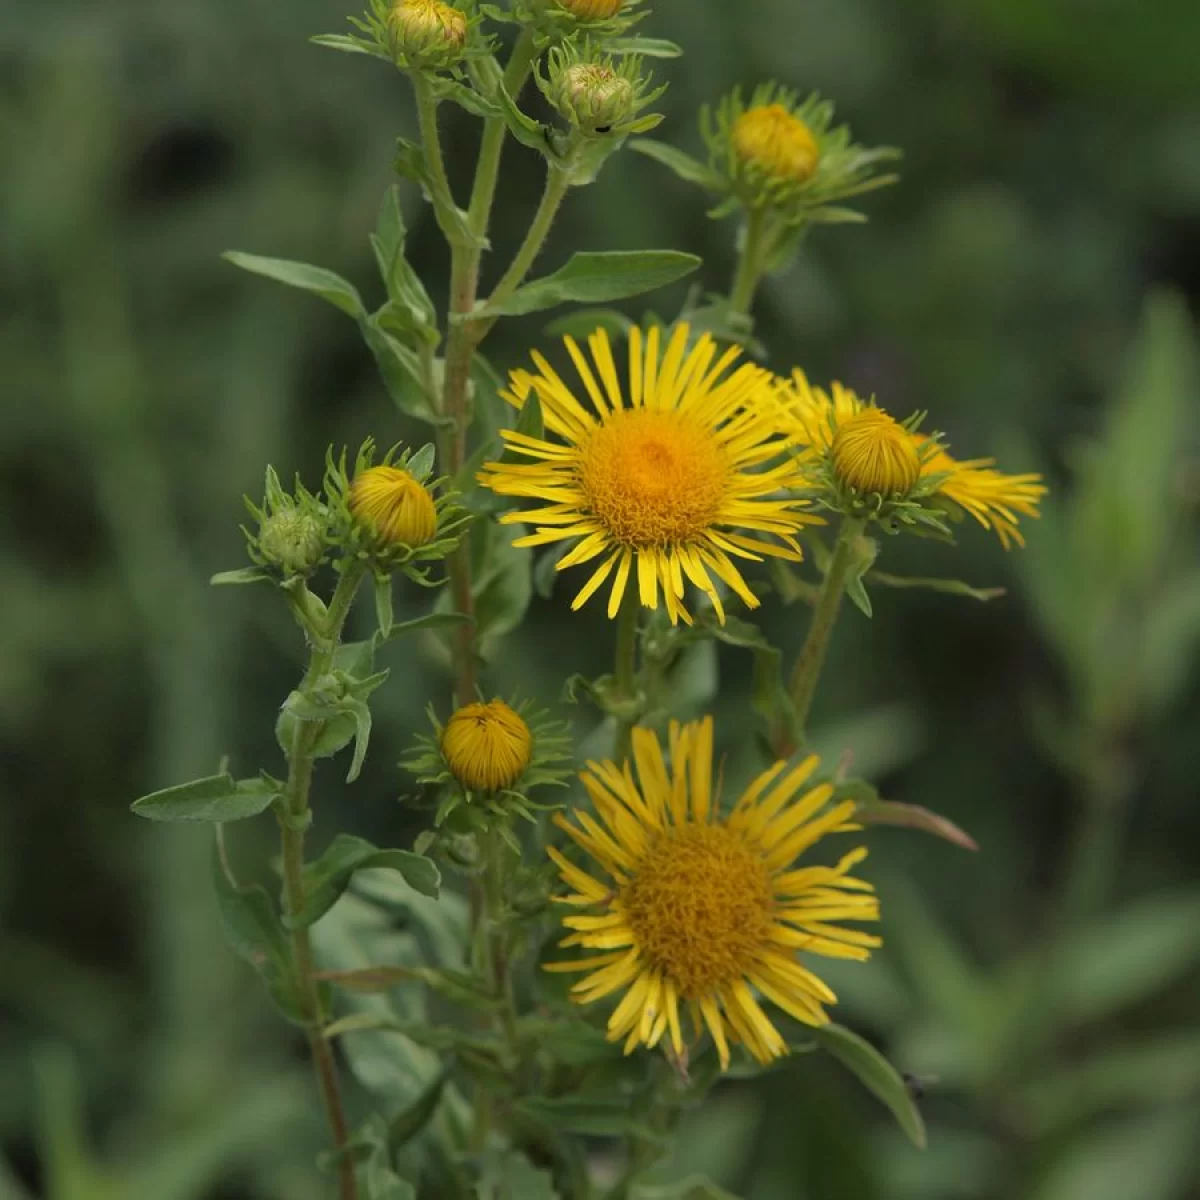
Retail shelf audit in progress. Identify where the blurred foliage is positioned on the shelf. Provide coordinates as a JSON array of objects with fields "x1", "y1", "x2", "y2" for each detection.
[{"x1": 2, "y1": 0, "x2": 1199, "y2": 1198}]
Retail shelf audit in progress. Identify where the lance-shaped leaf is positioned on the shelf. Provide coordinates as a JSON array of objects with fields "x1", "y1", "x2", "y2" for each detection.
[
  {"x1": 132, "y1": 772, "x2": 280, "y2": 823},
  {"x1": 631, "y1": 140, "x2": 724, "y2": 190},
  {"x1": 837, "y1": 778, "x2": 978, "y2": 851},
  {"x1": 222, "y1": 252, "x2": 364, "y2": 318},
  {"x1": 473, "y1": 250, "x2": 701, "y2": 319},
  {"x1": 812, "y1": 1023, "x2": 926, "y2": 1149},
  {"x1": 294, "y1": 833, "x2": 440, "y2": 929},
  {"x1": 211, "y1": 834, "x2": 304, "y2": 1023}
]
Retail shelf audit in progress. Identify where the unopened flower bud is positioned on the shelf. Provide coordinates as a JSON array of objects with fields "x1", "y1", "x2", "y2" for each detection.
[
  {"x1": 349, "y1": 465, "x2": 438, "y2": 548},
  {"x1": 441, "y1": 700, "x2": 534, "y2": 793},
  {"x1": 831, "y1": 408, "x2": 921, "y2": 497},
  {"x1": 555, "y1": 0, "x2": 623, "y2": 20},
  {"x1": 553, "y1": 62, "x2": 635, "y2": 133},
  {"x1": 390, "y1": 0, "x2": 468, "y2": 67},
  {"x1": 733, "y1": 103, "x2": 820, "y2": 184},
  {"x1": 258, "y1": 507, "x2": 326, "y2": 575}
]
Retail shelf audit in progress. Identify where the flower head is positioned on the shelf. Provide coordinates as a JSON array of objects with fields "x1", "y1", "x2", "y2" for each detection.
[
  {"x1": 478, "y1": 325, "x2": 818, "y2": 625},
  {"x1": 349, "y1": 465, "x2": 438, "y2": 549},
  {"x1": 555, "y1": 0, "x2": 623, "y2": 19},
  {"x1": 552, "y1": 62, "x2": 636, "y2": 133},
  {"x1": 258, "y1": 507, "x2": 327, "y2": 575},
  {"x1": 546, "y1": 717, "x2": 879, "y2": 1068},
  {"x1": 775, "y1": 371, "x2": 1046, "y2": 543},
  {"x1": 732, "y1": 104, "x2": 819, "y2": 184},
  {"x1": 390, "y1": 0, "x2": 468, "y2": 65},
  {"x1": 441, "y1": 699, "x2": 534, "y2": 793},
  {"x1": 831, "y1": 407, "x2": 922, "y2": 498}
]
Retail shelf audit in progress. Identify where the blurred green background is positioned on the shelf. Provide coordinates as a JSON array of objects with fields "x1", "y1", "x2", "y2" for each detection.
[{"x1": 4, "y1": 0, "x2": 1200, "y2": 1197}]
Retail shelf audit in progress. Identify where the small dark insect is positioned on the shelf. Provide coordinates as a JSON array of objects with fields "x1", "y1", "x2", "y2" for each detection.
[
  {"x1": 595, "y1": 125, "x2": 612, "y2": 134},
  {"x1": 902, "y1": 1072, "x2": 939, "y2": 1100}
]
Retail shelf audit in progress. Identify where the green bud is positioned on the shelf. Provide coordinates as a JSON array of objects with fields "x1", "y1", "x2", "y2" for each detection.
[
  {"x1": 390, "y1": 0, "x2": 468, "y2": 69},
  {"x1": 258, "y1": 507, "x2": 327, "y2": 575},
  {"x1": 552, "y1": 63, "x2": 636, "y2": 133}
]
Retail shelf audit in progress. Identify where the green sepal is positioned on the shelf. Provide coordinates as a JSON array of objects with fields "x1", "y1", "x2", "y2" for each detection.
[
  {"x1": 605, "y1": 36, "x2": 682, "y2": 57},
  {"x1": 131, "y1": 771, "x2": 281, "y2": 823},
  {"x1": 221, "y1": 252, "x2": 365, "y2": 318},
  {"x1": 811, "y1": 1023, "x2": 926, "y2": 1149},
  {"x1": 310, "y1": 32, "x2": 393, "y2": 62},
  {"x1": 210, "y1": 566, "x2": 273, "y2": 587},
  {"x1": 293, "y1": 833, "x2": 441, "y2": 928},
  {"x1": 470, "y1": 250, "x2": 701, "y2": 319}
]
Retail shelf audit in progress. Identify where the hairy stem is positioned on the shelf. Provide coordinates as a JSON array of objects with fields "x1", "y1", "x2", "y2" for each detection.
[
  {"x1": 477, "y1": 165, "x2": 572, "y2": 333},
  {"x1": 779, "y1": 518, "x2": 863, "y2": 752},
  {"x1": 729, "y1": 205, "x2": 770, "y2": 315},
  {"x1": 613, "y1": 589, "x2": 641, "y2": 765},
  {"x1": 467, "y1": 27, "x2": 539, "y2": 237},
  {"x1": 279, "y1": 565, "x2": 365, "y2": 1200}
]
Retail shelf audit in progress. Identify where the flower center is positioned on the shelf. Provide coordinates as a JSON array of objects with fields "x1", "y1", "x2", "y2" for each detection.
[
  {"x1": 622, "y1": 824, "x2": 774, "y2": 997},
  {"x1": 578, "y1": 409, "x2": 730, "y2": 547},
  {"x1": 733, "y1": 104, "x2": 819, "y2": 184},
  {"x1": 831, "y1": 408, "x2": 921, "y2": 497}
]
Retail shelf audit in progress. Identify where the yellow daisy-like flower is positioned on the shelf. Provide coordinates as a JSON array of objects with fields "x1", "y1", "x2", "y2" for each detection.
[
  {"x1": 478, "y1": 325, "x2": 817, "y2": 625},
  {"x1": 776, "y1": 370, "x2": 1046, "y2": 546},
  {"x1": 546, "y1": 717, "x2": 879, "y2": 1069},
  {"x1": 441, "y1": 699, "x2": 534, "y2": 793},
  {"x1": 732, "y1": 103, "x2": 820, "y2": 185},
  {"x1": 349, "y1": 465, "x2": 438, "y2": 548}
]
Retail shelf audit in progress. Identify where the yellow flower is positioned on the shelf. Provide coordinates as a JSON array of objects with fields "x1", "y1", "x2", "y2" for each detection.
[
  {"x1": 831, "y1": 407, "x2": 922, "y2": 498},
  {"x1": 441, "y1": 700, "x2": 534, "y2": 793},
  {"x1": 732, "y1": 104, "x2": 820, "y2": 185},
  {"x1": 478, "y1": 325, "x2": 817, "y2": 625},
  {"x1": 555, "y1": 0, "x2": 623, "y2": 19},
  {"x1": 546, "y1": 717, "x2": 879, "y2": 1069},
  {"x1": 349, "y1": 465, "x2": 438, "y2": 548},
  {"x1": 776, "y1": 371, "x2": 1046, "y2": 545}
]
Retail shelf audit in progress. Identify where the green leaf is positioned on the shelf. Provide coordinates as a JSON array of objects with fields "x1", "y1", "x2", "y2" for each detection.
[
  {"x1": 868, "y1": 569, "x2": 1006, "y2": 603},
  {"x1": 296, "y1": 833, "x2": 440, "y2": 928},
  {"x1": 210, "y1": 836, "x2": 303, "y2": 1023},
  {"x1": 359, "y1": 317, "x2": 440, "y2": 425},
  {"x1": 388, "y1": 1069, "x2": 448, "y2": 1151},
  {"x1": 605, "y1": 36, "x2": 683, "y2": 57},
  {"x1": 210, "y1": 566, "x2": 272, "y2": 586},
  {"x1": 221, "y1": 252, "x2": 364, "y2": 318},
  {"x1": 839, "y1": 781, "x2": 979, "y2": 851},
  {"x1": 472, "y1": 521, "x2": 533, "y2": 652},
  {"x1": 812, "y1": 1024, "x2": 926, "y2": 1148},
  {"x1": 630, "y1": 140, "x2": 722, "y2": 190},
  {"x1": 635, "y1": 1178, "x2": 741, "y2": 1200},
  {"x1": 1051, "y1": 892, "x2": 1200, "y2": 1026},
  {"x1": 131, "y1": 772, "x2": 279, "y2": 823},
  {"x1": 514, "y1": 1095, "x2": 645, "y2": 1137},
  {"x1": 380, "y1": 611, "x2": 472, "y2": 642},
  {"x1": 477, "y1": 1151, "x2": 559, "y2": 1200},
  {"x1": 544, "y1": 307, "x2": 635, "y2": 340},
  {"x1": 475, "y1": 251, "x2": 702, "y2": 319}
]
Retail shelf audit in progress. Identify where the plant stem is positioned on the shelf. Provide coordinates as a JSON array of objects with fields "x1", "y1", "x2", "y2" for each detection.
[
  {"x1": 779, "y1": 518, "x2": 863, "y2": 753},
  {"x1": 467, "y1": 28, "x2": 539, "y2": 237},
  {"x1": 613, "y1": 588, "x2": 641, "y2": 765},
  {"x1": 477, "y1": 165, "x2": 572, "y2": 332},
  {"x1": 278, "y1": 565, "x2": 365, "y2": 1200},
  {"x1": 729, "y1": 205, "x2": 769, "y2": 315},
  {"x1": 412, "y1": 75, "x2": 458, "y2": 241},
  {"x1": 430, "y1": 35, "x2": 539, "y2": 704}
]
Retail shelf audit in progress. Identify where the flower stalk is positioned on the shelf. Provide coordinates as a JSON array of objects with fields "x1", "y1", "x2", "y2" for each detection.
[
  {"x1": 779, "y1": 517, "x2": 863, "y2": 752},
  {"x1": 612, "y1": 587, "x2": 641, "y2": 765},
  {"x1": 278, "y1": 563, "x2": 366, "y2": 1200},
  {"x1": 729, "y1": 205, "x2": 771, "y2": 315}
]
